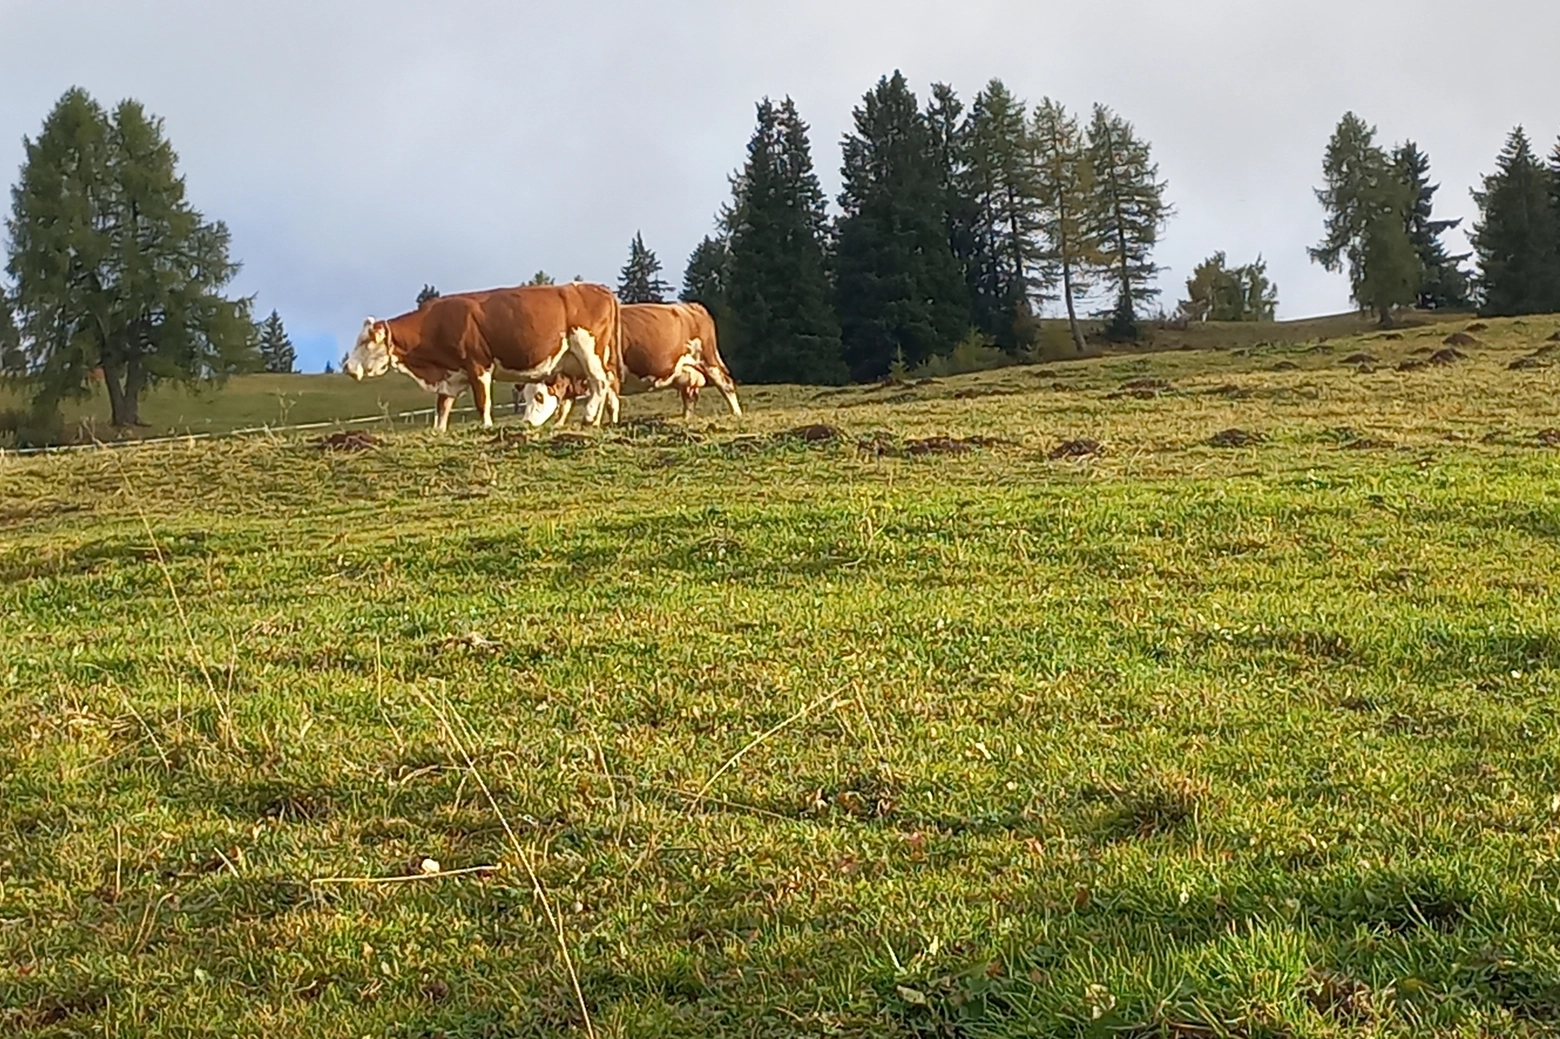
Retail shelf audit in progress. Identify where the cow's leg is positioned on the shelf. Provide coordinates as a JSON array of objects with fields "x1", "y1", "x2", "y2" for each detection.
[
  {"x1": 679, "y1": 382, "x2": 698, "y2": 421},
  {"x1": 434, "y1": 393, "x2": 456, "y2": 431},
  {"x1": 554, "y1": 394, "x2": 574, "y2": 427},
  {"x1": 471, "y1": 368, "x2": 494, "y2": 429},
  {"x1": 566, "y1": 328, "x2": 612, "y2": 426}
]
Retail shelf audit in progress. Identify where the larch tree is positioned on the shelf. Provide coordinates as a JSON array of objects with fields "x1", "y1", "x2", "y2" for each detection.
[
  {"x1": 962, "y1": 80, "x2": 1044, "y2": 350},
  {"x1": 834, "y1": 72, "x2": 970, "y2": 380},
  {"x1": 723, "y1": 97, "x2": 847, "y2": 385},
  {"x1": 256, "y1": 310, "x2": 296, "y2": 373},
  {"x1": 1393, "y1": 142, "x2": 1471, "y2": 310},
  {"x1": 1471, "y1": 127, "x2": 1560, "y2": 316},
  {"x1": 5, "y1": 88, "x2": 257, "y2": 427},
  {"x1": 1086, "y1": 104, "x2": 1170, "y2": 340},
  {"x1": 618, "y1": 232, "x2": 671, "y2": 304},
  {"x1": 1031, "y1": 98, "x2": 1097, "y2": 352},
  {"x1": 1309, "y1": 112, "x2": 1421, "y2": 327}
]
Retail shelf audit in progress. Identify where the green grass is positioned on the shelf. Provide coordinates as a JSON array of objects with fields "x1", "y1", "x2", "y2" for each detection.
[{"x1": 3, "y1": 314, "x2": 1560, "y2": 1037}]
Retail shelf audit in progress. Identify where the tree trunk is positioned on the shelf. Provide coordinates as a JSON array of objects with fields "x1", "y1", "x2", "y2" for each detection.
[
  {"x1": 1377, "y1": 306, "x2": 1395, "y2": 328},
  {"x1": 107, "y1": 356, "x2": 146, "y2": 427},
  {"x1": 1062, "y1": 261, "x2": 1086, "y2": 353}
]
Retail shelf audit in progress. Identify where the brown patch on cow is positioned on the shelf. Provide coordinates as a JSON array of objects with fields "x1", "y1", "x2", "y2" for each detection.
[
  {"x1": 316, "y1": 431, "x2": 380, "y2": 452},
  {"x1": 783, "y1": 423, "x2": 844, "y2": 443},
  {"x1": 1428, "y1": 348, "x2": 1466, "y2": 365},
  {"x1": 1464, "y1": 322, "x2": 1489, "y2": 333},
  {"x1": 1208, "y1": 428, "x2": 1265, "y2": 448},
  {"x1": 1539, "y1": 429, "x2": 1560, "y2": 448},
  {"x1": 1342, "y1": 352, "x2": 1377, "y2": 365},
  {"x1": 1050, "y1": 438, "x2": 1102, "y2": 460},
  {"x1": 1443, "y1": 331, "x2": 1479, "y2": 348},
  {"x1": 1509, "y1": 355, "x2": 1552, "y2": 370}
]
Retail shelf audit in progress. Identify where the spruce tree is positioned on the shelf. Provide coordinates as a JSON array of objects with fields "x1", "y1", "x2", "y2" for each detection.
[
  {"x1": 6, "y1": 88, "x2": 257, "y2": 427},
  {"x1": 962, "y1": 80, "x2": 1043, "y2": 349},
  {"x1": 1393, "y1": 142, "x2": 1471, "y2": 310},
  {"x1": 835, "y1": 72, "x2": 970, "y2": 380},
  {"x1": 526, "y1": 271, "x2": 555, "y2": 286},
  {"x1": 1470, "y1": 127, "x2": 1560, "y2": 317},
  {"x1": 416, "y1": 284, "x2": 440, "y2": 306},
  {"x1": 256, "y1": 310, "x2": 296, "y2": 373},
  {"x1": 1309, "y1": 112, "x2": 1421, "y2": 327},
  {"x1": 681, "y1": 235, "x2": 730, "y2": 309},
  {"x1": 1031, "y1": 98, "x2": 1097, "y2": 352},
  {"x1": 1086, "y1": 104, "x2": 1170, "y2": 339},
  {"x1": 723, "y1": 98, "x2": 847, "y2": 384},
  {"x1": 0, "y1": 289, "x2": 21, "y2": 375},
  {"x1": 618, "y1": 232, "x2": 671, "y2": 303},
  {"x1": 926, "y1": 84, "x2": 984, "y2": 331}
]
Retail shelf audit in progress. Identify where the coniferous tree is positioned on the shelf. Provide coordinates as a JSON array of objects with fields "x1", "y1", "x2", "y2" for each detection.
[
  {"x1": 5, "y1": 88, "x2": 257, "y2": 427},
  {"x1": 323, "y1": 360, "x2": 334, "y2": 375},
  {"x1": 835, "y1": 72, "x2": 970, "y2": 380},
  {"x1": 526, "y1": 271, "x2": 555, "y2": 286},
  {"x1": 1309, "y1": 112, "x2": 1421, "y2": 327},
  {"x1": 926, "y1": 84, "x2": 984, "y2": 330},
  {"x1": 1031, "y1": 99, "x2": 1097, "y2": 352},
  {"x1": 416, "y1": 284, "x2": 440, "y2": 306},
  {"x1": 681, "y1": 235, "x2": 730, "y2": 309},
  {"x1": 723, "y1": 98, "x2": 847, "y2": 384},
  {"x1": 1470, "y1": 128, "x2": 1560, "y2": 317},
  {"x1": 1086, "y1": 104, "x2": 1170, "y2": 339},
  {"x1": 618, "y1": 232, "x2": 671, "y2": 303},
  {"x1": 1178, "y1": 253, "x2": 1278, "y2": 321},
  {"x1": 1393, "y1": 142, "x2": 1471, "y2": 310},
  {"x1": 0, "y1": 289, "x2": 22, "y2": 375},
  {"x1": 962, "y1": 80, "x2": 1043, "y2": 349},
  {"x1": 256, "y1": 310, "x2": 296, "y2": 373}
]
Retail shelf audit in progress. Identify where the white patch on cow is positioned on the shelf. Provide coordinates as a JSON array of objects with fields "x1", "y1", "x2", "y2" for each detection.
[
  {"x1": 519, "y1": 381, "x2": 561, "y2": 427},
  {"x1": 474, "y1": 369, "x2": 495, "y2": 428},
  {"x1": 645, "y1": 340, "x2": 705, "y2": 391},
  {"x1": 566, "y1": 327, "x2": 613, "y2": 426},
  {"x1": 344, "y1": 319, "x2": 392, "y2": 380}
]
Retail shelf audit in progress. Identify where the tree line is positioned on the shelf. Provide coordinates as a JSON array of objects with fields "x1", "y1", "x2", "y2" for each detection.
[
  {"x1": 1311, "y1": 112, "x2": 1560, "y2": 325},
  {"x1": 661, "y1": 73, "x2": 1174, "y2": 385}
]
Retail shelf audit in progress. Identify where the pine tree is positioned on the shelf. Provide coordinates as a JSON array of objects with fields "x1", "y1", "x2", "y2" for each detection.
[
  {"x1": 834, "y1": 72, "x2": 970, "y2": 380},
  {"x1": 1470, "y1": 127, "x2": 1560, "y2": 317},
  {"x1": 925, "y1": 83, "x2": 984, "y2": 333},
  {"x1": 618, "y1": 232, "x2": 671, "y2": 304},
  {"x1": 1086, "y1": 104, "x2": 1170, "y2": 339},
  {"x1": 1031, "y1": 98, "x2": 1097, "y2": 352},
  {"x1": 723, "y1": 98, "x2": 847, "y2": 384},
  {"x1": 5, "y1": 88, "x2": 257, "y2": 427},
  {"x1": 1309, "y1": 112, "x2": 1421, "y2": 327},
  {"x1": 256, "y1": 310, "x2": 296, "y2": 373},
  {"x1": 962, "y1": 80, "x2": 1044, "y2": 349},
  {"x1": 1393, "y1": 142, "x2": 1471, "y2": 310},
  {"x1": 1178, "y1": 253, "x2": 1277, "y2": 321},
  {"x1": 416, "y1": 284, "x2": 440, "y2": 306}
]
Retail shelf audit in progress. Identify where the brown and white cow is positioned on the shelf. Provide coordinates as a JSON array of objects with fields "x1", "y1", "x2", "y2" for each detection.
[
  {"x1": 516, "y1": 301, "x2": 740, "y2": 426},
  {"x1": 343, "y1": 282, "x2": 622, "y2": 431}
]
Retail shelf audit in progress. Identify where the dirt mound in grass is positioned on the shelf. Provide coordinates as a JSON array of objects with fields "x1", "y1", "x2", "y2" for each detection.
[
  {"x1": 1206, "y1": 383, "x2": 1253, "y2": 399},
  {"x1": 1509, "y1": 356, "x2": 1552, "y2": 370},
  {"x1": 1548, "y1": 331, "x2": 1560, "y2": 342},
  {"x1": 1443, "y1": 332, "x2": 1479, "y2": 348},
  {"x1": 1049, "y1": 438, "x2": 1102, "y2": 460},
  {"x1": 316, "y1": 431, "x2": 380, "y2": 452},
  {"x1": 1106, "y1": 377, "x2": 1170, "y2": 400},
  {"x1": 1465, "y1": 322, "x2": 1489, "y2": 333},
  {"x1": 1397, "y1": 359, "x2": 1428, "y2": 371},
  {"x1": 1539, "y1": 429, "x2": 1560, "y2": 448},
  {"x1": 857, "y1": 432, "x2": 1011, "y2": 457},
  {"x1": 1208, "y1": 428, "x2": 1265, "y2": 448},
  {"x1": 1428, "y1": 348, "x2": 1466, "y2": 365},
  {"x1": 782, "y1": 423, "x2": 844, "y2": 443},
  {"x1": 1342, "y1": 352, "x2": 1378, "y2": 365},
  {"x1": 1342, "y1": 436, "x2": 1397, "y2": 450},
  {"x1": 1272, "y1": 360, "x2": 1300, "y2": 371}
]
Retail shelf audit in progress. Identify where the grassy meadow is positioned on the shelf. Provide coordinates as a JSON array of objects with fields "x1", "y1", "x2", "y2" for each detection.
[{"x1": 3, "y1": 314, "x2": 1560, "y2": 1037}]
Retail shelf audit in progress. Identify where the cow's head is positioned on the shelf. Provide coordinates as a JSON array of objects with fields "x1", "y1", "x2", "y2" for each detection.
[
  {"x1": 519, "y1": 381, "x2": 561, "y2": 427},
  {"x1": 343, "y1": 319, "x2": 393, "y2": 380}
]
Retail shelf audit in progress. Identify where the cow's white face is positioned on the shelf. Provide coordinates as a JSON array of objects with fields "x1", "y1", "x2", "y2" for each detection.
[
  {"x1": 519, "y1": 382, "x2": 560, "y2": 427},
  {"x1": 343, "y1": 319, "x2": 392, "y2": 380}
]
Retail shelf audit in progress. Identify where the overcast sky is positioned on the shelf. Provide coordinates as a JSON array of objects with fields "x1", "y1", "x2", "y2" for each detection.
[{"x1": 3, "y1": 1, "x2": 1558, "y2": 372}]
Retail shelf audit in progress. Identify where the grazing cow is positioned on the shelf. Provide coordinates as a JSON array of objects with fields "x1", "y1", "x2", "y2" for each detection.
[
  {"x1": 517, "y1": 301, "x2": 741, "y2": 426},
  {"x1": 343, "y1": 283, "x2": 622, "y2": 431}
]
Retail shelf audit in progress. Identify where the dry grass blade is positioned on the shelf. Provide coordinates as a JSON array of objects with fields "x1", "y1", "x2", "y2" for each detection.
[{"x1": 310, "y1": 865, "x2": 501, "y2": 887}]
